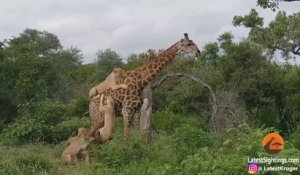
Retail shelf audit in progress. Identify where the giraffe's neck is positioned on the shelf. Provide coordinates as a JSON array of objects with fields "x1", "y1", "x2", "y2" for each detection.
[{"x1": 127, "y1": 41, "x2": 181, "y2": 91}]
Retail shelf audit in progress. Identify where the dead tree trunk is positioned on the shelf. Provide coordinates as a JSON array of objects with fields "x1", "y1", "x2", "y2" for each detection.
[
  {"x1": 139, "y1": 73, "x2": 217, "y2": 142},
  {"x1": 139, "y1": 84, "x2": 154, "y2": 142}
]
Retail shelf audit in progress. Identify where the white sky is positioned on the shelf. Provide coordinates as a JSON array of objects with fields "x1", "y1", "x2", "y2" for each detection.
[{"x1": 0, "y1": 0, "x2": 299, "y2": 63}]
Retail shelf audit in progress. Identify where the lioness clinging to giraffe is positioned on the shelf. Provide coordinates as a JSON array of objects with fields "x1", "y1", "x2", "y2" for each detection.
[
  {"x1": 93, "y1": 94, "x2": 116, "y2": 143},
  {"x1": 89, "y1": 33, "x2": 201, "y2": 139},
  {"x1": 88, "y1": 68, "x2": 128, "y2": 138},
  {"x1": 89, "y1": 68, "x2": 128, "y2": 99}
]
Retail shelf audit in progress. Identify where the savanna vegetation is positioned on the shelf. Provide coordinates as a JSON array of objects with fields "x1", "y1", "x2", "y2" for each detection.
[{"x1": 0, "y1": 3, "x2": 300, "y2": 175}]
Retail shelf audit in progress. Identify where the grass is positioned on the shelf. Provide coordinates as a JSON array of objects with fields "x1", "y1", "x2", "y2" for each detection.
[{"x1": 1, "y1": 118, "x2": 299, "y2": 175}]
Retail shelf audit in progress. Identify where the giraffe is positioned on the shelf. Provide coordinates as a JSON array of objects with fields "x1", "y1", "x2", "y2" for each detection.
[{"x1": 88, "y1": 33, "x2": 201, "y2": 139}]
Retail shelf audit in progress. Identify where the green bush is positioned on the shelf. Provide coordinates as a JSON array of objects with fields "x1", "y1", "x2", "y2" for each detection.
[
  {"x1": 152, "y1": 109, "x2": 201, "y2": 133},
  {"x1": 152, "y1": 109, "x2": 183, "y2": 132},
  {"x1": 15, "y1": 155, "x2": 53, "y2": 175},
  {"x1": 1, "y1": 118, "x2": 53, "y2": 145},
  {"x1": 92, "y1": 130, "x2": 146, "y2": 171},
  {"x1": 172, "y1": 124, "x2": 214, "y2": 161},
  {"x1": 290, "y1": 127, "x2": 300, "y2": 150},
  {"x1": 146, "y1": 134, "x2": 179, "y2": 165},
  {"x1": 52, "y1": 117, "x2": 89, "y2": 143},
  {"x1": 221, "y1": 123, "x2": 268, "y2": 157},
  {"x1": 18, "y1": 100, "x2": 70, "y2": 125},
  {"x1": 1, "y1": 99, "x2": 89, "y2": 145},
  {"x1": 69, "y1": 97, "x2": 89, "y2": 117},
  {"x1": 180, "y1": 147, "x2": 246, "y2": 175}
]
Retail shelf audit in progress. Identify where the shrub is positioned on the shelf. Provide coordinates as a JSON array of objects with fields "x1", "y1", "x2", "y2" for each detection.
[
  {"x1": 152, "y1": 109, "x2": 183, "y2": 132},
  {"x1": 172, "y1": 124, "x2": 214, "y2": 161},
  {"x1": 1, "y1": 118, "x2": 53, "y2": 145},
  {"x1": 69, "y1": 97, "x2": 89, "y2": 117},
  {"x1": 52, "y1": 117, "x2": 89, "y2": 143},
  {"x1": 92, "y1": 130, "x2": 146, "y2": 171},
  {"x1": 18, "y1": 100, "x2": 70, "y2": 125},
  {"x1": 180, "y1": 147, "x2": 246, "y2": 175},
  {"x1": 221, "y1": 123, "x2": 268, "y2": 157},
  {"x1": 290, "y1": 127, "x2": 300, "y2": 150},
  {"x1": 0, "y1": 99, "x2": 89, "y2": 145}
]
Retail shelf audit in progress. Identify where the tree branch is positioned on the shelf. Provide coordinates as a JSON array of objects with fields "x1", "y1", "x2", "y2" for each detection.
[
  {"x1": 151, "y1": 72, "x2": 217, "y2": 116},
  {"x1": 292, "y1": 46, "x2": 300, "y2": 55}
]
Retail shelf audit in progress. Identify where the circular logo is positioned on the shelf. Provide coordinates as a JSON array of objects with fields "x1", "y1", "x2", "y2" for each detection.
[{"x1": 262, "y1": 132, "x2": 284, "y2": 154}]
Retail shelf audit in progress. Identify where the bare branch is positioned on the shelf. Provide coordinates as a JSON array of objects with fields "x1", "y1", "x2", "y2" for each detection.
[{"x1": 151, "y1": 72, "x2": 217, "y2": 122}]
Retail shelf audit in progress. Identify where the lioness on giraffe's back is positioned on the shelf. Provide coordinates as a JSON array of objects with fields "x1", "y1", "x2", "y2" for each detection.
[{"x1": 88, "y1": 68, "x2": 128, "y2": 99}]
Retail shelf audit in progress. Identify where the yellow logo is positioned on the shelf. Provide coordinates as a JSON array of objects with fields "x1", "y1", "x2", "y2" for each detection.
[{"x1": 262, "y1": 133, "x2": 284, "y2": 154}]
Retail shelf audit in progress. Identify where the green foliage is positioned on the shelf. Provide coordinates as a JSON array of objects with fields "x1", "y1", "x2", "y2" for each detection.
[
  {"x1": 53, "y1": 117, "x2": 89, "y2": 143},
  {"x1": 201, "y1": 42, "x2": 220, "y2": 65},
  {"x1": 122, "y1": 53, "x2": 146, "y2": 70},
  {"x1": 69, "y1": 97, "x2": 90, "y2": 117},
  {"x1": 257, "y1": 0, "x2": 279, "y2": 11},
  {"x1": 172, "y1": 125, "x2": 214, "y2": 161},
  {"x1": 233, "y1": 9, "x2": 264, "y2": 28},
  {"x1": 92, "y1": 130, "x2": 146, "y2": 171},
  {"x1": 221, "y1": 123, "x2": 268, "y2": 156},
  {"x1": 290, "y1": 127, "x2": 300, "y2": 150},
  {"x1": 0, "y1": 122, "x2": 300, "y2": 175},
  {"x1": 1, "y1": 118, "x2": 53, "y2": 145},
  {"x1": 93, "y1": 49, "x2": 124, "y2": 81},
  {"x1": 234, "y1": 10, "x2": 300, "y2": 59},
  {"x1": 16, "y1": 154, "x2": 53, "y2": 175},
  {"x1": 0, "y1": 6, "x2": 300, "y2": 175},
  {"x1": 0, "y1": 100, "x2": 88, "y2": 144},
  {"x1": 0, "y1": 162, "x2": 22, "y2": 175},
  {"x1": 70, "y1": 63, "x2": 97, "y2": 84},
  {"x1": 0, "y1": 29, "x2": 85, "y2": 124},
  {"x1": 19, "y1": 100, "x2": 70, "y2": 125},
  {"x1": 180, "y1": 147, "x2": 246, "y2": 175},
  {"x1": 152, "y1": 109, "x2": 201, "y2": 133}
]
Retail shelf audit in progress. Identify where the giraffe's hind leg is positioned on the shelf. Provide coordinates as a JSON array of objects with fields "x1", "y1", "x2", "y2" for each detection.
[
  {"x1": 121, "y1": 98, "x2": 141, "y2": 139},
  {"x1": 121, "y1": 108, "x2": 135, "y2": 139}
]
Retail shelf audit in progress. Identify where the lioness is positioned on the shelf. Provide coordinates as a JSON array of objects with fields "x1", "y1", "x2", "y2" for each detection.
[
  {"x1": 61, "y1": 128, "x2": 90, "y2": 165},
  {"x1": 94, "y1": 95, "x2": 116, "y2": 143},
  {"x1": 88, "y1": 68, "x2": 128, "y2": 99}
]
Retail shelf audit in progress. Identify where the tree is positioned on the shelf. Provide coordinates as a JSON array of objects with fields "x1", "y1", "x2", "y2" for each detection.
[
  {"x1": 0, "y1": 29, "x2": 83, "y2": 122},
  {"x1": 233, "y1": 9, "x2": 264, "y2": 28},
  {"x1": 257, "y1": 0, "x2": 300, "y2": 11},
  {"x1": 4, "y1": 28, "x2": 61, "y2": 58},
  {"x1": 92, "y1": 49, "x2": 124, "y2": 82},
  {"x1": 233, "y1": 10, "x2": 300, "y2": 59},
  {"x1": 96, "y1": 49, "x2": 123, "y2": 72}
]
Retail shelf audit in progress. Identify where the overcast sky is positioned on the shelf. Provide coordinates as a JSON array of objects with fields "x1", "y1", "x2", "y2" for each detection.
[{"x1": 0, "y1": 0, "x2": 299, "y2": 63}]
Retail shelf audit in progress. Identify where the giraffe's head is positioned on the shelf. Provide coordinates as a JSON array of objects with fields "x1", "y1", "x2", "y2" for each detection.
[{"x1": 178, "y1": 33, "x2": 201, "y2": 57}]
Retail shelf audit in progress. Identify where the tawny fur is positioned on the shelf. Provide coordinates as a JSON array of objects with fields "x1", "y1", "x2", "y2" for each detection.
[
  {"x1": 89, "y1": 68, "x2": 128, "y2": 99},
  {"x1": 61, "y1": 128, "x2": 90, "y2": 165},
  {"x1": 95, "y1": 95, "x2": 116, "y2": 143}
]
